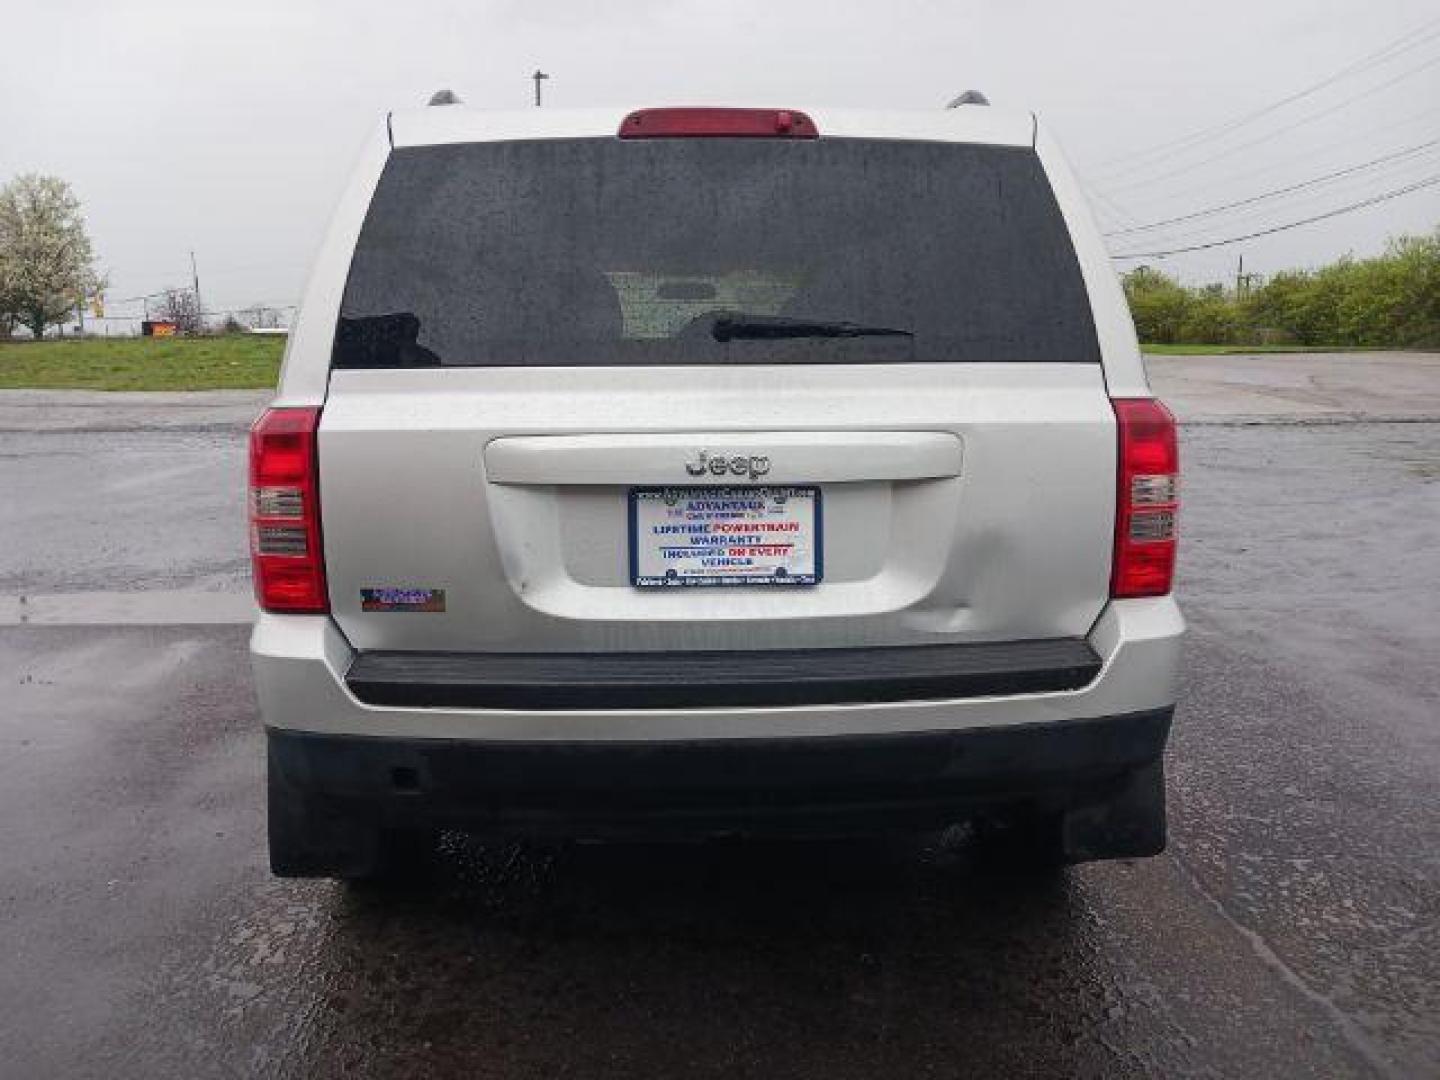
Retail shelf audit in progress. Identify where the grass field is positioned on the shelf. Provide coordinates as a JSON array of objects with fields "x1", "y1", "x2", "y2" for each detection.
[
  {"x1": 1140, "y1": 343, "x2": 1374, "y2": 355},
  {"x1": 0, "y1": 333, "x2": 1384, "y2": 390},
  {"x1": 0, "y1": 335, "x2": 283, "y2": 390}
]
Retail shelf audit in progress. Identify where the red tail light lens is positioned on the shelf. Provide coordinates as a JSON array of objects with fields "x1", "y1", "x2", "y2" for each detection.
[
  {"x1": 1111, "y1": 398, "x2": 1179, "y2": 598},
  {"x1": 618, "y1": 108, "x2": 819, "y2": 139},
  {"x1": 249, "y1": 407, "x2": 328, "y2": 613}
]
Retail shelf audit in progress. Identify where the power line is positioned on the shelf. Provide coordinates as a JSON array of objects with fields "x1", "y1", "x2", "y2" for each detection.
[
  {"x1": 1103, "y1": 101, "x2": 1440, "y2": 215},
  {"x1": 1096, "y1": 50, "x2": 1440, "y2": 195},
  {"x1": 101, "y1": 257, "x2": 308, "y2": 306},
  {"x1": 1104, "y1": 20, "x2": 1440, "y2": 172},
  {"x1": 1103, "y1": 137, "x2": 1440, "y2": 237},
  {"x1": 1101, "y1": 157, "x2": 1439, "y2": 250},
  {"x1": 1121, "y1": 144, "x2": 1440, "y2": 247},
  {"x1": 1084, "y1": 181, "x2": 1150, "y2": 230},
  {"x1": 94, "y1": 298, "x2": 298, "y2": 319},
  {"x1": 108, "y1": 288, "x2": 176, "y2": 305},
  {"x1": 1109, "y1": 172, "x2": 1440, "y2": 258},
  {"x1": 1080, "y1": 177, "x2": 1209, "y2": 265},
  {"x1": 1089, "y1": 14, "x2": 1440, "y2": 175}
]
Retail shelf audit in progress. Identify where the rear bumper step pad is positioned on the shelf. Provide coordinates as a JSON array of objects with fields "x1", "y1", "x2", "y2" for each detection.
[{"x1": 344, "y1": 638, "x2": 1102, "y2": 710}]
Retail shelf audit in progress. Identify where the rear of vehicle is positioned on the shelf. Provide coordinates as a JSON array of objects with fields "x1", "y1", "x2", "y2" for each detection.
[{"x1": 251, "y1": 104, "x2": 1183, "y2": 878}]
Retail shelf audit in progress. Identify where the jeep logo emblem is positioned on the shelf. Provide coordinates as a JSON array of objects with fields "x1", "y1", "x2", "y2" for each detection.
[{"x1": 684, "y1": 450, "x2": 771, "y2": 480}]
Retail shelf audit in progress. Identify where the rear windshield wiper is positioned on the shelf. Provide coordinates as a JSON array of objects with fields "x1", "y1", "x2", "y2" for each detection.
[{"x1": 712, "y1": 315, "x2": 913, "y2": 342}]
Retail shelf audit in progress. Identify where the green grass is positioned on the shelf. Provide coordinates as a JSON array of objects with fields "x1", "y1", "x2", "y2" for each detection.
[
  {"x1": 0, "y1": 334, "x2": 1390, "y2": 389},
  {"x1": 0, "y1": 334, "x2": 284, "y2": 390},
  {"x1": 1141, "y1": 343, "x2": 1380, "y2": 356}
]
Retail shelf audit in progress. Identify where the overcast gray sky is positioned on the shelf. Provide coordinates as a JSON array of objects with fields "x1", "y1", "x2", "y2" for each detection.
[{"x1": 2, "y1": 0, "x2": 1437, "y2": 323}]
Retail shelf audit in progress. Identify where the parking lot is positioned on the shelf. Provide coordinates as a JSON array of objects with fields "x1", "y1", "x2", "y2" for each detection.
[{"x1": 1, "y1": 351, "x2": 1437, "y2": 1078}]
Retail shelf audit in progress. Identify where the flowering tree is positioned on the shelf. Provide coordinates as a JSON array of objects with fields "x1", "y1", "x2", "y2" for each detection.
[{"x1": 0, "y1": 174, "x2": 104, "y2": 339}]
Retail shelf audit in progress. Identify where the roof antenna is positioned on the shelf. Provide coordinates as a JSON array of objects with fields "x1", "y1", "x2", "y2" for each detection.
[
  {"x1": 946, "y1": 90, "x2": 990, "y2": 108},
  {"x1": 427, "y1": 89, "x2": 463, "y2": 106}
]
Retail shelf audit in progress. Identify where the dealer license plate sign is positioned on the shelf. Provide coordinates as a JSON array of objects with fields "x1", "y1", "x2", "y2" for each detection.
[{"x1": 629, "y1": 486, "x2": 822, "y2": 588}]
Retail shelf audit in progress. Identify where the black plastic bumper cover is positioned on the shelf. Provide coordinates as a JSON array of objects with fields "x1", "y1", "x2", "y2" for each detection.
[
  {"x1": 267, "y1": 706, "x2": 1172, "y2": 838},
  {"x1": 345, "y1": 639, "x2": 1102, "y2": 711}
]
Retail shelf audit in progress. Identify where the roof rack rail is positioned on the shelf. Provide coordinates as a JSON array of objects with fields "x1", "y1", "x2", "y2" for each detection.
[
  {"x1": 427, "y1": 89, "x2": 463, "y2": 106},
  {"x1": 945, "y1": 90, "x2": 990, "y2": 108}
]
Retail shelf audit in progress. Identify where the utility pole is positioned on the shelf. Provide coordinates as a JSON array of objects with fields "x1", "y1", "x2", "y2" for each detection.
[
  {"x1": 190, "y1": 250, "x2": 204, "y2": 333},
  {"x1": 1234, "y1": 252, "x2": 1259, "y2": 299},
  {"x1": 532, "y1": 70, "x2": 549, "y2": 107}
]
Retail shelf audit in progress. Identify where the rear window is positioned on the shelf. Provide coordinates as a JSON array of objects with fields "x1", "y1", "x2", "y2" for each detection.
[{"x1": 333, "y1": 137, "x2": 1099, "y2": 368}]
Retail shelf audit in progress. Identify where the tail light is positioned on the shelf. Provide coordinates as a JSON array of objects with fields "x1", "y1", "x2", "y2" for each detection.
[
  {"x1": 1111, "y1": 398, "x2": 1179, "y2": 598},
  {"x1": 618, "y1": 108, "x2": 819, "y2": 139},
  {"x1": 249, "y1": 407, "x2": 328, "y2": 613}
]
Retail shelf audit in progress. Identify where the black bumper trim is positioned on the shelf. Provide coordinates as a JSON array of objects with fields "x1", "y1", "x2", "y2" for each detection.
[
  {"x1": 344, "y1": 639, "x2": 1102, "y2": 710},
  {"x1": 267, "y1": 706, "x2": 1172, "y2": 835}
]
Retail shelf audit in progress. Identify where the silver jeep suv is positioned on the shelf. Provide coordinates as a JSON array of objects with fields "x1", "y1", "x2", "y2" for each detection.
[{"x1": 250, "y1": 103, "x2": 1183, "y2": 878}]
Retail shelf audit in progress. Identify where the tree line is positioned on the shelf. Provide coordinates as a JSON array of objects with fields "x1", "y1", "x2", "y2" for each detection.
[{"x1": 1123, "y1": 227, "x2": 1440, "y2": 348}]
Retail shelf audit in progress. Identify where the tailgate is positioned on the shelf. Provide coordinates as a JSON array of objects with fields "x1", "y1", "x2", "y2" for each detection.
[{"x1": 317, "y1": 362, "x2": 1115, "y2": 654}]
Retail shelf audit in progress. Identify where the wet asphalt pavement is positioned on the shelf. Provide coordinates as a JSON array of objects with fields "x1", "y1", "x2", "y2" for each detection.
[{"x1": 1, "y1": 364, "x2": 1438, "y2": 1078}]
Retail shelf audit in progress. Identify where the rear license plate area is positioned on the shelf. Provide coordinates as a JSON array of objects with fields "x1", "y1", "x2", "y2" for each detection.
[{"x1": 629, "y1": 486, "x2": 822, "y2": 588}]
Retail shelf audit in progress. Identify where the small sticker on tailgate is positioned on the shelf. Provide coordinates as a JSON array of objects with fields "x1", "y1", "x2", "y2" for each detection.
[{"x1": 360, "y1": 588, "x2": 446, "y2": 613}]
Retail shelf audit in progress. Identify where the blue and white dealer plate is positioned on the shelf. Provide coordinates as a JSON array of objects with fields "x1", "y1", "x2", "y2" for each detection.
[{"x1": 629, "y1": 485, "x2": 823, "y2": 588}]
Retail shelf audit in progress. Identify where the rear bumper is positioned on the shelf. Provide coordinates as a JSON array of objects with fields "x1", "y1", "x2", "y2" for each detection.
[
  {"x1": 256, "y1": 598, "x2": 1181, "y2": 844},
  {"x1": 268, "y1": 705, "x2": 1172, "y2": 838},
  {"x1": 251, "y1": 597, "x2": 1184, "y2": 743}
]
